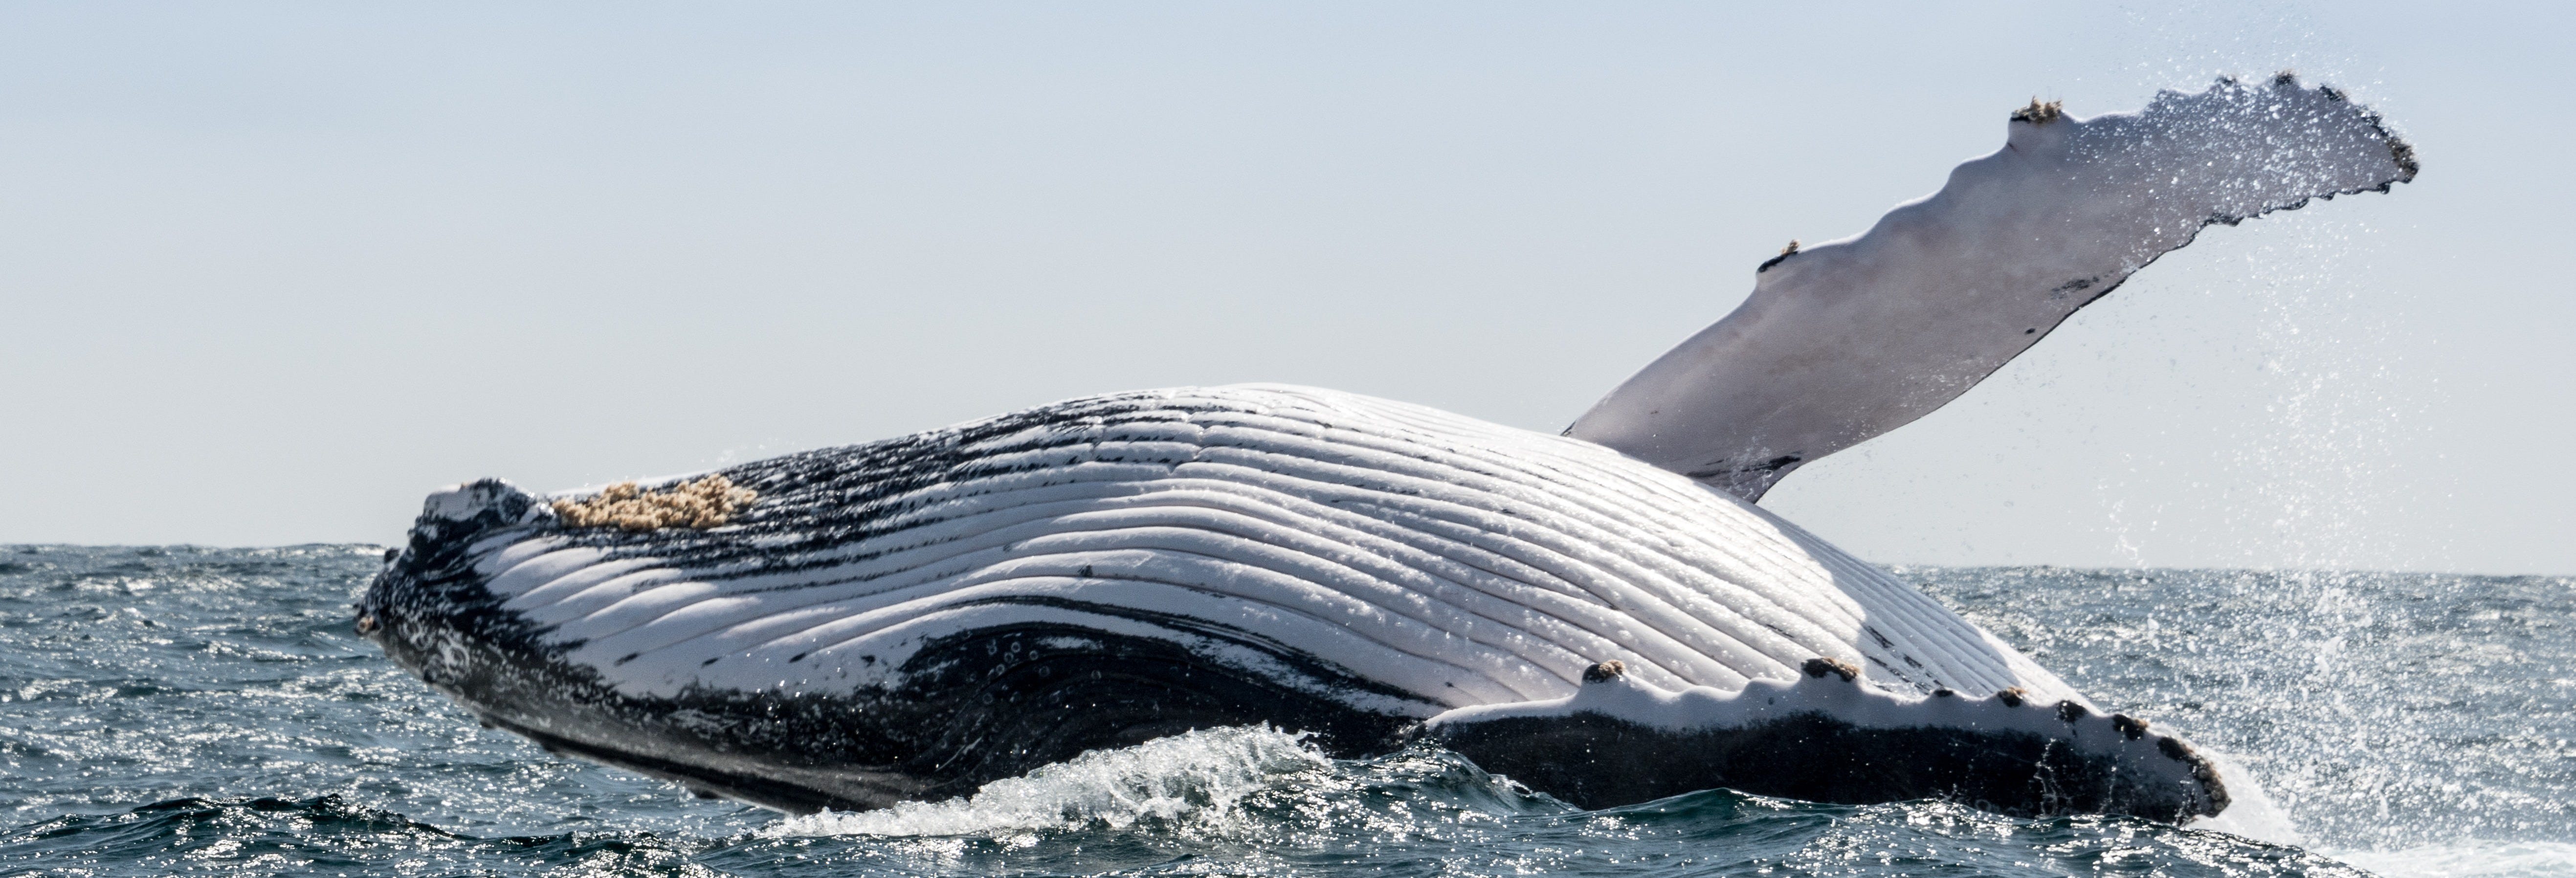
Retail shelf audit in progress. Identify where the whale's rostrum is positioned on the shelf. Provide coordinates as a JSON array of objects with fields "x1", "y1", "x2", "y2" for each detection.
[{"x1": 358, "y1": 76, "x2": 2413, "y2": 822}]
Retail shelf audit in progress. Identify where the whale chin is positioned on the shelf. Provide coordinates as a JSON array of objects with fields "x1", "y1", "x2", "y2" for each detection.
[{"x1": 361, "y1": 385, "x2": 2228, "y2": 821}]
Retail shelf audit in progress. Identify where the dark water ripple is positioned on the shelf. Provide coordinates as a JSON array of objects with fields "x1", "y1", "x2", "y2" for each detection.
[{"x1": 0, "y1": 545, "x2": 2563, "y2": 877}]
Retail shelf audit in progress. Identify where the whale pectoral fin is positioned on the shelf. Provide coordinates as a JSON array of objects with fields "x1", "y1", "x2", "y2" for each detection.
[
  {"x1": 1426, "y1": 672, "x2": 2228, "y2": 821},
  {"x1": 1569, "y1": 75, "x2": 2416, "y2": 501}
]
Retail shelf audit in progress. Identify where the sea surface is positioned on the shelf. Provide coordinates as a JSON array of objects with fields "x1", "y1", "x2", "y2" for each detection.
[{"x1": 0, "y1": 545, "x2": 2567, "y2": 877}]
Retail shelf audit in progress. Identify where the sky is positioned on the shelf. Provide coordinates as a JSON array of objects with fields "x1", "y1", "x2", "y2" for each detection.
[{"x1": 1, "y1": 2, "x2": 2567, "y2": 574}]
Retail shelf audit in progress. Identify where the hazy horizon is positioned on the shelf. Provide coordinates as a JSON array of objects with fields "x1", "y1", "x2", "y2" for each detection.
[{"x1": 4, "y1": 2, "x2": 2569, "y2": 575}]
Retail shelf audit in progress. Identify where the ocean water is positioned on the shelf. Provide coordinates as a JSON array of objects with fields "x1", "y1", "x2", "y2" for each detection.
[{"x1": 0, "y1": 546, "x2": 2566, "y2": 877}]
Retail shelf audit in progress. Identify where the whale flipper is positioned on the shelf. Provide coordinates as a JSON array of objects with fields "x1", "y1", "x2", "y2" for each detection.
[
  {"x1": 1429, "y1": 661, "x2": 2221, "y2": 819},
  {"x1": 1568, "y1": 76, "x2": 2416, "y2": 500}
]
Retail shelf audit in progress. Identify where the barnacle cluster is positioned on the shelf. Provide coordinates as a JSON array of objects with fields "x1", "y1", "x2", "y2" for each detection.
[
  {"x1": 552, "y1": 475, "x2": 757, "y2": 530},
  {"x1": 2009, "y1": 97, "x2": 2064, "y2": 124}
]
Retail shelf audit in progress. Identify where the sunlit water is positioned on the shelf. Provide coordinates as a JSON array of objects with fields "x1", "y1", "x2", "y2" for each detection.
[{"x1": 0, "y1": 546, "x2": 2565, "y2": 876}]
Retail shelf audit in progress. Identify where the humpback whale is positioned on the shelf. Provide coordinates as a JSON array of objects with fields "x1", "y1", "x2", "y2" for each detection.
[{"x1": 358, "y1": 76, "x2": 2414, "y2": 822}]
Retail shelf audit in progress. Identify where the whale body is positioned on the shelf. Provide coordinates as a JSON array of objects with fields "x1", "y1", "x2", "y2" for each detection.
[
  {"x1": 359, "y1": 76, "x2": 2414, "y2": 822},
  {"x1": 366, "y1": 386, "x2": 2219, "y2": 817}
]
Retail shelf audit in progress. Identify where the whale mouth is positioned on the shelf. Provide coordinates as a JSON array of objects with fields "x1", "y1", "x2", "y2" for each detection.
[{"x1": 485, "y1": 714, "x2": 920, "y2": 813}]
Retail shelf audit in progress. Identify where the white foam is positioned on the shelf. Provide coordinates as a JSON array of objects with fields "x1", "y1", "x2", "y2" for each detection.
[
  {"x1": 2331, "y1": 841, "x2": 2576, "y2": 878},
  {"x1": 2181, "y1": 751, "x2": 2302, "y2": 847},
  {"x1": 762, "y1": 726, "x2": 1326, "y2": 838}
]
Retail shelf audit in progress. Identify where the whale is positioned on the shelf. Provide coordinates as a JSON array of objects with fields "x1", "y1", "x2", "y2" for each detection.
[{"x1": 358, "y1": 76, "x2": 2414, "y2": 822}]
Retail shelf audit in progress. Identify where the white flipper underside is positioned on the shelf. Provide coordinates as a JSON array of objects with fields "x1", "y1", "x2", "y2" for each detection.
[{"x1": 1569, "y1": 76, "x2": 2416, "y2": 500}]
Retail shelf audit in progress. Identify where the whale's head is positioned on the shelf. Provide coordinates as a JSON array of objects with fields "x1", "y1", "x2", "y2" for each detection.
[
  {"x1": 357, "y1": 479, "x2": 552, "y2": 698},
  {"x1": 353, "y1": 473, "x2": 1266, "y2": 814}
]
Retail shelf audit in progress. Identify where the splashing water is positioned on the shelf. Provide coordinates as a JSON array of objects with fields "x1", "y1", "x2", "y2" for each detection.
[
  {"x1": 1905, "y1": 565, "x2": 2576, "y2": 873},
  {"x1": 766, "y1": 726, "x2": 1332, "y2": 839}
]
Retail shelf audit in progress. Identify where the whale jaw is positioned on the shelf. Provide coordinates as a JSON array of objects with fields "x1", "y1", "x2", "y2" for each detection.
[
  {"x1": 363, "y1": 556, "x2": 1425, "y2": 813},
  {"x1": 358, "y1": 477, "x2": 1423, "y2": 813}
]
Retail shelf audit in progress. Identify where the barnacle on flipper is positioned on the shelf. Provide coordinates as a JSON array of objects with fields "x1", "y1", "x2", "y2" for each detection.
[{"x1": 2009, "y1": 97, "x2": 2064, "y2": 124}]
